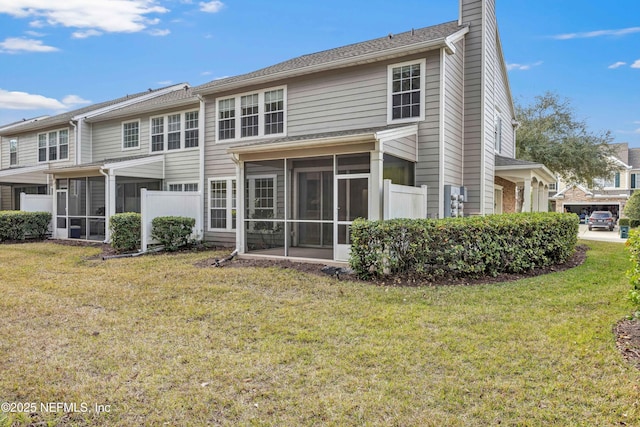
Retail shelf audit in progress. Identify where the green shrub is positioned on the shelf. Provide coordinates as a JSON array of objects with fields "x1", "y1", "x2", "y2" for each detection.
[
  {"x1": 624, "y1": 191, "x2": 640, "y2": 221},
  {"x1": 619, "y1": 218, "x2": 630, "y2": 227},
  {"x1": 151, "y1": 216, "x2": 195, "y2": 252},
  {"x1": 626, "y1": 229, "x2": 640, "y2": 310},
  {"x1": 0, "y1": 211, "x2": 51, "y2": 241},
  {"x1": 110, "y1": 213, "x2": 141, "y2": 253},
  {"x1": 631, "y1": 219, "x2": 640, "y2": 229},
  {"x1": 350, "y1": 212, "x2": 578, "y2": 280}
]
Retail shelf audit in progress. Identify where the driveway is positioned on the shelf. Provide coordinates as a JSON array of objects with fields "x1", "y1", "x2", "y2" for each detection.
[{"x1": 578, "y1": 224, "x2": 627, "y2": 243}]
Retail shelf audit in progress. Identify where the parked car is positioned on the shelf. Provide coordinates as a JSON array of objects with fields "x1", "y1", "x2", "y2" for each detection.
[{"x1": 588, "y1": 211, "x2": 615, "y2": 231}]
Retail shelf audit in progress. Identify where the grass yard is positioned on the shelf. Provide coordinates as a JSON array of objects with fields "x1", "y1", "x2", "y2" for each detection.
[{"x1": 0, "y1": 240, "x2": 639, "y2": 426}]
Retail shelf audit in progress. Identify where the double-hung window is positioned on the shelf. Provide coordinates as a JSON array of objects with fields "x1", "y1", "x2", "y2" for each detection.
[
  {"x1": 217, "y1": 87, "x2": 286, "y2": 142},
  {"x1": 9, "y1": 138, "x2": 17, "y2": 166},
  {"x1": 122, "y1": 121, "x2": 140, "y2": 150},
  {"x1": 37, "y1": 129, "x2": 69, "y2": 162},
  {"x1": 151, "y1": 111, "x2": 199, "y2": 152},
  {"x1": 387, "y1": 60, "x2": 425, "y2": 123},
  {"x1": 209, "y1": 177, "x2": 237, "y2": 230}
]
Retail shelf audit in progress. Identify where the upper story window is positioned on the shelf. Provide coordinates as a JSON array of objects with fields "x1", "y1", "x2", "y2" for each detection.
[
  {"x1": 217, "y1": 87, "x2": 286, "y2": 142},
  {"x1": 38, "y1": 128, "x2": 69, "y2": 162},
  {"x1": 594, "y1": 171, "x2": 621, "y2": 189},
  {"x1": 150, "y1": 110, "x2": 199, "y2": 153},
  {"x1": 494, "y1": 115, "x2": 503, "y2": 154},
  {"x1": 122, "y1": 120, "x2": 140, "y2": 150},
  {"x1": 9, "y1": 138, "x2": 17, "y2": 166},
  {"x1": 387, "y1": 60, "x2": 425, "y2": 123}
]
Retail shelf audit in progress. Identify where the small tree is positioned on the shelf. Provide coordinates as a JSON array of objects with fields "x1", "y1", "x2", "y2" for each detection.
[{"x1": 624, "y1": 191, "x2": 640, "y2": 221}]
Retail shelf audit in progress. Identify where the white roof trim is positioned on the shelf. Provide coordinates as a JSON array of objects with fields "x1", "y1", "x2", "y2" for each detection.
[
  {"x1": 552, "y1": 183, "x2": 593, "y2": 199},
  {"x1": 72, "y1": 84, "x2": 190, "y2": 121},
  {"x1": 0, "y1": 163, "x2": 49, "y2": 178},
  {"x1": 374, "y1": 125, "x2": 418, "y2": 142},
  {"x1": 103, "y1": 154, "x2": 165, "y2": 170},
  {"x1": 609, "y1": 155, "x2": 632, "y2": 170}
]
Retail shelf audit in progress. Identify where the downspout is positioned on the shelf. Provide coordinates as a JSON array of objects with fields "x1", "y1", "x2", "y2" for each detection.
[
  {"x1": 99, "y1": 166, "x2": 110, "y2": 243},
  {"x1": 196, "y1": 94, "x2": 206, "y2": 242}
]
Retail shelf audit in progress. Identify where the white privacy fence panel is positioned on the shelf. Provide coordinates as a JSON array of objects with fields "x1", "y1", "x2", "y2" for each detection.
[
  {"x1": 20, "y1": 193, "x2": 53, "y2": 213},
  {"x1": 140, "y1": 189, "x2": 203, "y2": 252},
  {"x1": 20, "y1": 193, "x2": 54, "y2": 233},
  {"x1": 382, "y1": 180, "x2": 428, "y2": 220}
]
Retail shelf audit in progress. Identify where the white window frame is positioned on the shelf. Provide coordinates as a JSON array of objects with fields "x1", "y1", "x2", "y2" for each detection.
[
  {"x1": 215, "y1": 86, "x2": 287, "y2": 143},
  {"x1": 149, "y1": 110, "x2": 199, "y2": 153},
  {"x1": 9, "y1": 138, "x2": 17, "y2": 166},
  {"x1": 122, "y1": 120, "x2": 140, "y2": 151},
  {"x1": 208, "y1": 177, "x2": 237, "y2": 231},
  {"x1": 167, "y1": 182, "x2": 199, "y2": 192},
  {"x1": 37, "y1": 128, "x2": 69, "y2": 163},
  {"x1": 387, "y1": 59, "x2": 426, "y2": 124}
]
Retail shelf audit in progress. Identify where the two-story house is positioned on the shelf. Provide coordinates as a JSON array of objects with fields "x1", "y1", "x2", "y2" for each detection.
[
  {"x1": 0, "y1": 84, "x2": 201, "y2": 241},
  {"x1": 0, "y1": 0, "x2": 554, "y2": 262},
  {"x1": 552, "y1": 142, "x2": 640, "y2": 218},
  {"x1": 195, "y1": 0, "x2": 554, "y2": 261}
]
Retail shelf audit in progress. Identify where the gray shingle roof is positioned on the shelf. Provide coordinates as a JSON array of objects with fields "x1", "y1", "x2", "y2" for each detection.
[
  {"x1": 194, "y1": 20, "x2": 465, "y2": 94},
  {"x1": 629, "y1": 148, "x2": 640, "y2": 169},
  {"x1": 495, "y1": 155, "x2": 543, "y2": 168}
]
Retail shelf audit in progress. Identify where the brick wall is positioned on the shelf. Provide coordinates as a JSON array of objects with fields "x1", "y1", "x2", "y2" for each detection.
[{"x1": 495, "y1": 177, "x2": 517, "y2": 213}]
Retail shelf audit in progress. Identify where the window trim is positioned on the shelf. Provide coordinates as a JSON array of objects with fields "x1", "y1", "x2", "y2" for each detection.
[
  {"x1": 215, "y1": 86, "x2": 287, "y2": 143},
  {"x1": 387, "y1": 59, "x2": 426, "y2": 124},
  {"x1": 149, "y1": 109, "x2": 200, "y2": 153},
  {"x1": 208, "y1": 177, "x2": 237, "y2": 232},
  {"x1": 122, "y1": 120, "x2": 141, "y2": 151},
  {"x1": 245, "y1": 174, "x2": 277, "y2": 225},
  {"x1": 37, "y1": 128, "x2": 70, "y2": 163},
  {"x1": 9, "y1": 138, "x2": 17, "y2": 166}
]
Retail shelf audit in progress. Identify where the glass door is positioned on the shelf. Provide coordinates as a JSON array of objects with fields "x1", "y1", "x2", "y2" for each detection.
[
  {"x1": 335, "y1": 174, "x2": 369, "y2": 261},
  {"x1": 55, "y1": 189, "x2": 67, "y2": 239}
]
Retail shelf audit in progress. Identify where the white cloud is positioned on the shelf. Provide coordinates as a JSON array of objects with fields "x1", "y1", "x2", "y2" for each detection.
[
  {"x1": 0, "y1": 89, "x2": 66, "y2": 110},
  {"x1": 61, "y1": 95, "x2": 91, "y2": 106},
  {"x1": 552, "y1": 26, "x2": 640, "y2": 40},
  {"x1": 148, "y1": 28, "x2": 170, "y2": 36},
  {"x1": 157, "y1": 80, "x2": 173, "y2": 85},
  {"x1": 72, "y1": 29, "x2": 102, "y2": 39},
  {"x1": 0, "y1": 37, "x2": 58, "y2": 53},
  {"x1": 0, "y1": 89, "x2": 92, "y2": 111},
  {"x1": 0, "y1": 0, "x2": 169, "y2": 33},
  {"x1": 506, "y1": 61, "x2": 542, "y2": 71},
  {"x1": 24, "y1": 30, "x2": 45, "y2": 36},
  {"x1": 632, "y1": 60, "x2": 640, "y2": 69},
  {"x1": 608, "y1": 61, "x2": 627, "y2": 69},
  {"x1": 199, "y1": 1, "x2": 224, "y2": 13}
]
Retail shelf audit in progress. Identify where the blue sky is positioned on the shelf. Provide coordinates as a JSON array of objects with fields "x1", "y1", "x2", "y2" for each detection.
[{"x1": 0, "y1": 0, "x2": 639, "y2": 147}]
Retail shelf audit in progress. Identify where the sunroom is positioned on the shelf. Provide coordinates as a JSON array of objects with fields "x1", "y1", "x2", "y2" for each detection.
[{"x1": 227, "y1": 125, "x2": 422, "y2": 262}]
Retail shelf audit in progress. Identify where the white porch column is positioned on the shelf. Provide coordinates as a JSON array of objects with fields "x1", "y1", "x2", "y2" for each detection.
[
  {"x1": 236, "y1": 159, "x2": 245, "y2": 254},
  {"x1": 369, "y1": 150, "x2": 383, "y2": 221},
  {"x1": 539, "y1": 183, "x2": 547, "y2": 212},
  {"x1": 532, "y1": 181, "x2": 539, "y2": 212},
  {"x1": 522, "y1": 179, "x2": 532, "y2": 212},
  {"x1": 106, "y1": 172, "x2": 116, "y2": 242}
]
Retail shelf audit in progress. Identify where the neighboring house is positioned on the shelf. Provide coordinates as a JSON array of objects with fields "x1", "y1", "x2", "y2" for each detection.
[
  {"x1": 194, "y1": 0, "x2": 554, "y2": 261},
  {"x1": 0, "y1": 83, "x2": 196, "y2": 240},
  {"x1": 552, "y1": 142, "x2": 638, "y2": 218},
  {"x1": 0, "y1": 0, "x2": 554, "y2": 263}
]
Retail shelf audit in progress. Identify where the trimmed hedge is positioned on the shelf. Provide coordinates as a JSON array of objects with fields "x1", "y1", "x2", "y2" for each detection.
[
  {"x1": 0, "y1": 211, "x2": 51, "y2": 241},
  {"x1": 151, "y1": 216, "x2": 195, "y2": 252},
  {"x1": 110, "y1": 213, "x2": 141, "y2": 253},
  {"x1": 350, "y1": 212, "x2": 579, "y2": 280},
  {"x1": 626, "y1": 229, "x2": 640, "y2": 309}
]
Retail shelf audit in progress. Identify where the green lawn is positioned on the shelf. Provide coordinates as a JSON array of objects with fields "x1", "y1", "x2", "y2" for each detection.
[{"x1": 0, "y1": 240, "x2": 638, "y2": 426}]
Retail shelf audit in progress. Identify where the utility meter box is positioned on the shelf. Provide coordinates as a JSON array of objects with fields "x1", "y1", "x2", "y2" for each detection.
[{"x1": 444, "y1": 185, "x2": 466, "y2": 218}]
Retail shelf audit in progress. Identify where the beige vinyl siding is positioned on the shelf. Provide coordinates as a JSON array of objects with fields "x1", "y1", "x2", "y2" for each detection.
[
  {"x1": 287, "y1": 66, "x2": 387, "y2": 135},
  {"x1": 494, "y1": 38, "x2": 515, "y2": 159},
  {"x1": 415, "y1": 51, "x2": 442, "y2": 217},
  {"x1": 163, "y1": 150, "x2": 200, "y2": 184},
  {"x1": 481, "y1": 0, "x2": 498, "y2": 213},
  {"x1": 203, "y1": 100, "x2": 238, "y2": 245},
  {"x1": 1, "y1": 127, "x2": 76, "y2": 169},
  {"x1": 442, "y1": 39, "x2": 465, "y2": 186},
  {"x1": 91, "y1": 119, "x2": 149, "y2": 161},
  {"x1": 385, "y1": 135, "x2": 417, "y2": 162},
  {"x1": 80, "y1": 120, "x2": 93, "y2": 164}
]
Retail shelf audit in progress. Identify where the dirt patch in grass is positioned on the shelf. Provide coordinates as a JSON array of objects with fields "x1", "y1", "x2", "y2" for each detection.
[{"x1": 615, "y1": 319, "x2": 640, "y2": 370}]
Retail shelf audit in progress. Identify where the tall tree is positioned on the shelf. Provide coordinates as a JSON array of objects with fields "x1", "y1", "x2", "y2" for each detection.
[{"x1": 515, "y1": 91, "x2": 618, "y2": 186}]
